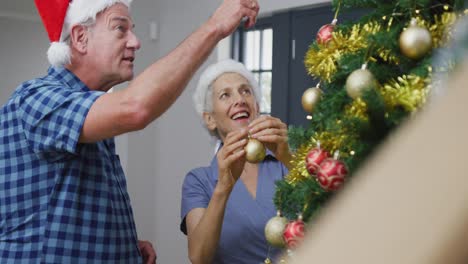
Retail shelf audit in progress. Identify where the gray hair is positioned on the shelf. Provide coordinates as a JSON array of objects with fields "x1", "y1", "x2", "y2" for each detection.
[{"x1": 193, "y1": 59, "x2": 262, "y2": 115}]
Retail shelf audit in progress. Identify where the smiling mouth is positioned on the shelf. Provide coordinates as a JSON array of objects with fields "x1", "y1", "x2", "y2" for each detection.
[
  {"x1": 231, "y1": 111, "x2": 250, "y2": 120},
  {"x1": 123, "y1": 57, "x2": 134, "y2": 63}
]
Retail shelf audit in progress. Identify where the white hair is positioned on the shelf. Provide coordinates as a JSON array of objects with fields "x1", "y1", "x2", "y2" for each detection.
[
  {"x1": 193, "y1": 59, "x2": 262, "y2": 116},
  {"x1": 47, "y1": 0, "x2": 132, "y2": 67}
]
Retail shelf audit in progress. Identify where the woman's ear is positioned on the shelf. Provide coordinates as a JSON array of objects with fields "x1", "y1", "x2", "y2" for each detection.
[
  {"x1": 203, "y1": 112, "x2": 217, "y2": 132},
  {"x1": 69, "y1": 24, "x2": 89, "y2": 53},
  {"x1": 254, "y1": 102, "x2": 260, "y2": 117}
]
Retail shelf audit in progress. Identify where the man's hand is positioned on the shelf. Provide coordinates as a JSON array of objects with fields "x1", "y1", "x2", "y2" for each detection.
[
  {"x1": 138, "y1": 240, "x2": 157, "y2": 264},
  {"x1": 209, "y1": 0, "x2": 260, "y2": 39}
]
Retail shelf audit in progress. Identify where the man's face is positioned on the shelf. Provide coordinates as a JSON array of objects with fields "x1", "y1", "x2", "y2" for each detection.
[{"x1": 86, "y1": 3, "x2": 140, "y2": 86}]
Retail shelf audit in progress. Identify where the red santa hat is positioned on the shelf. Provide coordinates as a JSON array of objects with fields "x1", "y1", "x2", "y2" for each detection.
[{"x1": 34, "y1": 0, "x2": 132, "y2": 67}]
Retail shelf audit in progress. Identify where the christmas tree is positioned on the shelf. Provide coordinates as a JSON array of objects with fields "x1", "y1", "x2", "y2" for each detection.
[{"x1": 263, "y1": 0, "x2": 467, "y2": 257}]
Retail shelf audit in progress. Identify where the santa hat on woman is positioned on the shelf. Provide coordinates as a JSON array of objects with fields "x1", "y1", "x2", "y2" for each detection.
[{"x1": 34, "y1": 0, "x2": 132, "y2": 67}]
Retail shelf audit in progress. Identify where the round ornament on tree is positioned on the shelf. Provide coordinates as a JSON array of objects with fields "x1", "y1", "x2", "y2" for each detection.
[
  {"x1": 399, "y1": 18, "x2": 432, "y2": 60},
  {"x1": 283, "y1": 215, "x2": 305, "y2": 249},
  {"x1": 305, "y1": 147, "x2": 329, "y2": 175},
  {"x1": 301, "y1": 86, "x2": 322, "y2": 113},
  {"x1": 316, "y1": 155, "x2": 348, "y2": 191},
  {"x1": 245, "y1": 138, "x2": 266, "y2": 163},
  {"x1": 345, "y1": 64, "x2": 378, "y2": 99},
  {"x1": 264, "y1": 211, "x2": 288, "y2": 248},
  {"x1": 316, "y1": 18, "x2": 337, "y2": 45}
]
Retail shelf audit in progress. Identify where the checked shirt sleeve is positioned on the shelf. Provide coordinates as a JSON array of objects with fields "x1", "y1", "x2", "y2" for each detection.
[{"x1": 20, "y1": 85, "x2": 103, "y2": 158}]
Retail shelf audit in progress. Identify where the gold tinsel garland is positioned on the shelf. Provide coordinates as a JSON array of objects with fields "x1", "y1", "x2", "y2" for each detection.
[
  {"x1": 304, "y1": 12, "x2": 460, "y2": 82},
  {"x1": 286, "y1": 132, "x2": 352, "y2": 184},
  {"x1": 286, "y1": 74, "x2": 429, "y2": 184},
  {"x1": 286, "y1": 142, "x2": 314, "y2": 184},
  {"x1": 344, "y1": 97, "x2": 368, "y2": 121},
  {"x1": 376, "y1": 47, "x2": 400, "y2": 65},
  {"x1": 414, "y1": 12, "x2": 460, "y2": 48},
  {"x1": 342, "y1": 74, "x2": 428, "y2": 119},
  {"x1": 380, "y1": 74, "x2": 430, "y2": 112},
  {"x1": 304, "y1": 21, "x2": 382, "y2": 82},
  {"x1": 292, "y1": 12, "x2": 462, "y2": 184}
]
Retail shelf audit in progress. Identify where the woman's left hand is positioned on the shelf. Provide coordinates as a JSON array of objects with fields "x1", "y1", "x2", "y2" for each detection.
[{"x1": 248, "y1": 115, "x2": 292, "y2": 168}]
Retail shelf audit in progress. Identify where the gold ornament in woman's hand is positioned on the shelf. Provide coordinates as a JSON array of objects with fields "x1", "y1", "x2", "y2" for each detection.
[{"x1": 245, "y1": 138, "x2": 266, "y2": 163}]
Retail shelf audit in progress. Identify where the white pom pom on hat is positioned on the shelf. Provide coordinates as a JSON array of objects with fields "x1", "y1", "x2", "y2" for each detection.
[
  {"x1": 34, "y1": 0, "x2": 132, "y2": 67},
  {"x1": 47, "y1": 42, "x2": 71, "y2": 68},
  {"x1": 193, "y1": 59, "x2": 262, "y2": 116}
]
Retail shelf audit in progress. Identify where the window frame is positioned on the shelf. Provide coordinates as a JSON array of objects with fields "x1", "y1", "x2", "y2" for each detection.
[{"x1": 231, "y1": 17, "x2": 274, "y2": 115}]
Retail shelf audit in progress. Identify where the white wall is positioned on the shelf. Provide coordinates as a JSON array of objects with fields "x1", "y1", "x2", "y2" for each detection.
[
  {"x1": 0, "y1": 0, "x2": 328, "y2": 263},
  {"x1": 0, "y1": 17, "x2": 48, "y2": 105},
  {"x1": 138, "y1": 1, "x2": 328, "y2": 263}
]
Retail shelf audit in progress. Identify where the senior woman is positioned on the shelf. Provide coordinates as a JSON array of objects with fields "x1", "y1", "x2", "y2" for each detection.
[{"x1": 180, "y1": 59, "x2": 292, "y2": 264}]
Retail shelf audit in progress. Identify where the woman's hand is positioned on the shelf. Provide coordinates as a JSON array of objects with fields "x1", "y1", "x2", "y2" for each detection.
[
  {"x1": 248, "y1": 115, "x2": 292, "y2": 168},
  {"x1": 216, "y1": 128, "x2": 249, "y2": 192}
]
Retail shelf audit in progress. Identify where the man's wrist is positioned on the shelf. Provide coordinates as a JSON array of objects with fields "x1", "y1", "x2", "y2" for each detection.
[{"x1": 203, "y1": 18, "x2": 225, "y2": 43}]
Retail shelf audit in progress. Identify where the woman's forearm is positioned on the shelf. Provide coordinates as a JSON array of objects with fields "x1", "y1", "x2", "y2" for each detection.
[{"x1": 188, "y1": 185, "x2": 232, "y2": 264}]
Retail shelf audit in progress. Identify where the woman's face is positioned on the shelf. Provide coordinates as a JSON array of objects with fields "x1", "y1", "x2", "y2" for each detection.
[{"x1": 203, "y1": 72, "x2": 259, "y2": 141}]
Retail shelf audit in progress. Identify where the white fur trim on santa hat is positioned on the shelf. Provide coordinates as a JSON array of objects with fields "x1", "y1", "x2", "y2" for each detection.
[
  {"x1": 193, "y1": 59, "x2": 262, "y2": 116},
  {"x1": 47, "y1": 0, "x2": 132, "y2": 67}
]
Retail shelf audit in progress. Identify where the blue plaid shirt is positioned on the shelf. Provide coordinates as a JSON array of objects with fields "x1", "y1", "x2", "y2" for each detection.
[{"x1": 0, "y1": 67, "x2": 142, "y2": 263}]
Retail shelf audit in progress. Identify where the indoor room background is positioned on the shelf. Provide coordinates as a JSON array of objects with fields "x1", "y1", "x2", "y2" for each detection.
[{"x1": 1, "y1": 0, "x2": 328, "y2": 262}]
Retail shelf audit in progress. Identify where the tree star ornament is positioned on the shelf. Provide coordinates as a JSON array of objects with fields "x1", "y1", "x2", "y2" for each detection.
[
  {"x1": 345, "y1": 64, "x2": 378, "y2": 99},
  {"x1": 316, "y1": 18, "x2": 337, "y2": 45},
  {"x1": 265, "y1": 211, "x2": 288, "y2": 248},
  {"x1": 399, "y1": 18, "x2": 432, "y2": 60},
  {"x1": 245, "y1": 138, "x2": 266, "y2": 163},
  {"x1": 301, "y1": 85, "x2": 322, "y2": 113}
]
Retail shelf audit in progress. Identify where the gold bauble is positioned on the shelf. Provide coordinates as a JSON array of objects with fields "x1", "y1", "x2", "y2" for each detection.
[
  {"x1": 265, "y1": 215, "x2": 288, "y2": 248},
  {"x1": 345, "y1": 67, "x2": 377, "y2": 99},
  {"x1": 399, "y1": 18, "x2": 432, "y2": 60},
  {"x1": 301, "y1": 87, "x2": 322, "y2": 113},
  {"x1": 245, "y1": 138, "x2": 266, "y2": 163}
]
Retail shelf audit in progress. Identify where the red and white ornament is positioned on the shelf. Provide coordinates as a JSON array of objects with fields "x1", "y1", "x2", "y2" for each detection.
[
  {"x1": 317, "y1": 156, "x2": 348, "y2": 191},
  {"x1": 316, "y1": 18, "x2": 337, "y2": 45},
  {"x1": 283, "y1": 216, "x2": 305, "y2": 249},
  {"x1": 305, "y1": 147, "x2": 329, "y2": 175}
]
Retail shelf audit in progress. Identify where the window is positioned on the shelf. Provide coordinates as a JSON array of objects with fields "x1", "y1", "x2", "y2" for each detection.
[
  {"x1": 232, "y1": 19, "x2": 273, "y2": 114},
  {"x1": 232, "y1": 4, "x2": 366, "y2": 127}
]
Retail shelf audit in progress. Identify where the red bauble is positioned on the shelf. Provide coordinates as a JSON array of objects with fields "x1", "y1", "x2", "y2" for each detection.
[
  {"x1": 283, "y1": 219, "x2": 305, "y2": 249},
  {"x1": 316, "y1": 19, "x2": 337, "y2": 45},
  {"x1": 305, "y1": 148, "x2": 329, "y2": 175},
  {"x1": 316, "y1": 158, "x2": 348, "y2": 191}
]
